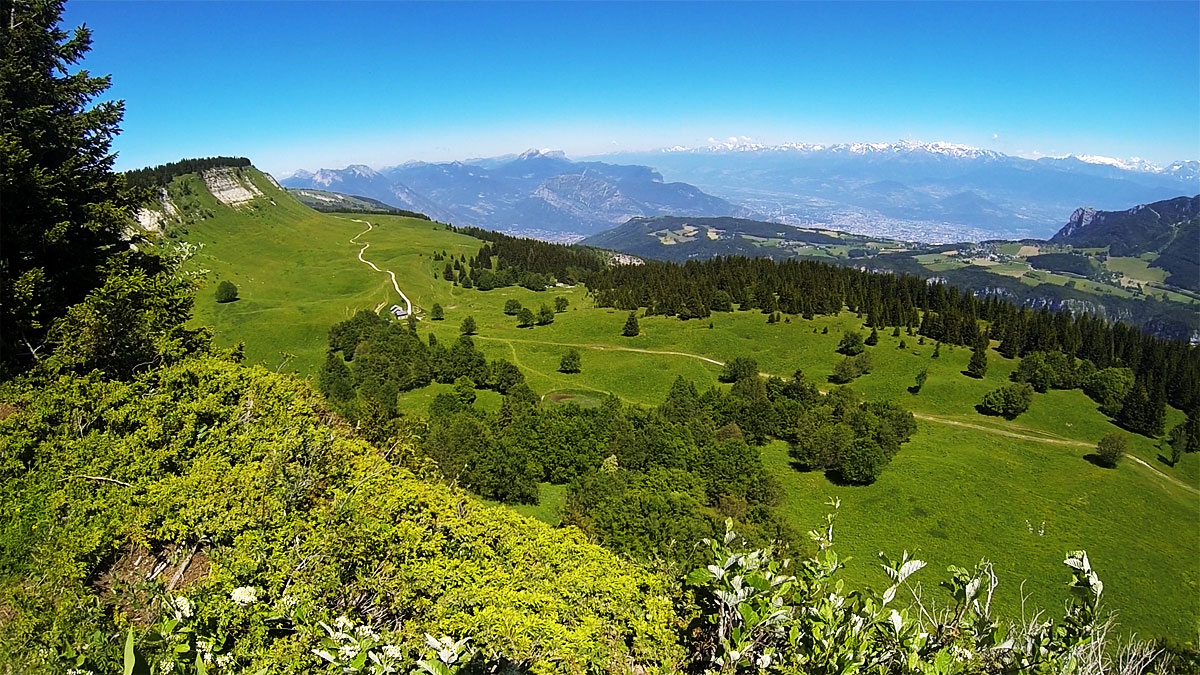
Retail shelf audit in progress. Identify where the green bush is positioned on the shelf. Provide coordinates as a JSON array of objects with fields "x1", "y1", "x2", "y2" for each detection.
[
  {"x1": 214, "y1": 280, "x2": 238, "y2": 303},
  {"x1": 979, "y1": 382, "x2": 1034, "y2": 419},
  {"x1": 0, "y1": 357, "x2": 681, "y2": 673}
]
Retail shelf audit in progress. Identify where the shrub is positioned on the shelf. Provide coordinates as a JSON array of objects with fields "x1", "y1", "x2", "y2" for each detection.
[
  {"x1": 979, "y1": 382, "x2": 1034, "y2": 419},
  {"x1": 503, "y1": 299, "x2": 522, "y2": 315},
  {"x1": 559, "y1": 349, "x2": 581, "y2": 373},
  {"x1": 837, "y1": 330, "x2": 864, "y2": 355},
  {"x1": 1096, "y1": 432, "x2": 1127, "y2": 467},
  {"x1": 460, "y1": 315, "x2": 477, "y2": 335},
  {"x1": 214, "y1": 280, "x2": 238, "y2": 303},
  {"x1": 554, "y1": 296, "x2": 568, "y2": 313},
  {"x1": 430, "y1": 303, "x2": 444, "y2": 320},
  {"x1": 719, "y1": 357, "x2": 759, "y2": 383}
]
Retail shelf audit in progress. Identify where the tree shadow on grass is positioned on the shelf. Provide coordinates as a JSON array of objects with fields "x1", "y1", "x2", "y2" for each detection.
[{"x1": 1083, "y1": 453, "x2": 1116, "y2": 469}]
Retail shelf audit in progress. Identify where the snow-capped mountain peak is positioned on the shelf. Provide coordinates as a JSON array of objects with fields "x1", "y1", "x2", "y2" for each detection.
[
  {"x1": 517, "y1": 148, "x2": 567, "y2": 160},
  {"x1": 672, "y1": 139, "x2": 1002, "y2": 160},
  {"x1": 1073, "y1": 155, "x2": 1162, "y2": 173}
]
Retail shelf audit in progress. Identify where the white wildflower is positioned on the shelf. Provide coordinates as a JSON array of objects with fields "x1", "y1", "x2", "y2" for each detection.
[
  {"x1": 166, "y1": 595, "x2": 193, "y2": 619},
  {"x1": 382, "y1": 644, "x2": 404, "y2": 659},
  {"x1": 157, "y1": 660, "x2": 174, "y2": 675},
  {"x1": 215, "y1": 654, "x2": 234, "y2": 667},
  {"x1": 230, "y1": 586, "x2": 258, "y2": 606},
  {"x1": 354, "y1": 623, "x2": 379, "y2": 640},
  {"x1": 338, "y1": 644, "x2": 359, "y2": 661},
  {"x1": 334, "y1": 615, "x2": 353, "y2": 630},
  {"x1": 280, "y1": 595, "x2": 299, "y2": 609}
]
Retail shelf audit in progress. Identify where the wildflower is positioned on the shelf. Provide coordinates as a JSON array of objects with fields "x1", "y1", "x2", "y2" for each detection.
[
  {"x1": 215, "y1": 654, "x2": 234, "y2": 668},
  {"x1": 382, "y1": 645, "x2": 404, "y2": 659},
  {"x1": 230, "y1": 586, "x2": 258, "y2": 606},
  {"x1": 166, "y1": 595, "x2": 193, "y2": 619},
  {"x1": 355, "y1": 623, "x2": 379, "y2": 640},
  {"x1": 334, "y1": 615, "x2": 353, "y2": 630},
  {"x1": 338, "y1": 644, "x2": 359, "y2": 661},
  {"x1": 158, "y1": 660, "x2": 174, "y2": 675}
]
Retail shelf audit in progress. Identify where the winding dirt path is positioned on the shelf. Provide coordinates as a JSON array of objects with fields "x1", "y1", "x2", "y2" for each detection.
[
  {"x1": 348, "y1": 219, "x2": 412, "y2": 316},
  {"x1": 475, "y1": 334, "x2": 1198, "y2": 495}
]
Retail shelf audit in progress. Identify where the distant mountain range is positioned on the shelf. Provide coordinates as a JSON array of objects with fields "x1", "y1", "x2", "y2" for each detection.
[
  {"x1": 284, "y1": 141, "x2": 1197, "y2": 243},
  {"x1": 282, "y1": 150, "x2": 750, "y2": 239},
  {"x1": 596, "y1": 141, "x2": 1199, "y2": 241}
]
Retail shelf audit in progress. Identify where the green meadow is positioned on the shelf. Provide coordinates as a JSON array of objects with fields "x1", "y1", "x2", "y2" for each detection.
[{"x1": 182, "y1": 182, "x2": 1199, "y2": 637}]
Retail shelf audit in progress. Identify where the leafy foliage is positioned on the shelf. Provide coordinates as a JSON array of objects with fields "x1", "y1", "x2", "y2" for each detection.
[
  {"x1": 214, "y1": 280, "x2": 238, "y2": 303},
  {"x1": 979, "y1": 383, "x2": 1034, "y2": 419},
  {"x1": 0, "y1": 357, "x2": 680, "y2": 673}
]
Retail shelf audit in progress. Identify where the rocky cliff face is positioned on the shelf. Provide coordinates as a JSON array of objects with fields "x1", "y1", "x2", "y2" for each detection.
[{"x1": 202, "y1": 167, "x2": 265, "y2": 208}]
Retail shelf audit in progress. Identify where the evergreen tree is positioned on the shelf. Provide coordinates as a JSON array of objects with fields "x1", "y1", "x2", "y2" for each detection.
[
  {"x1": 892, "y1": 326, "x2": 901, "y2": 337},
  {"x1": 517, "y1": 307, "x2": 535, "y2": 328},
  {"x1": 865, "y1": 327, "x2": 879, "y2": 346},
  {"x1": 622, "y1": 312, "x2": 640, "y2": 337},
  {"x1": 559, "y1": 349, "x2": 581, "y2": 374},
  {"x1": 966, "y1": 346, "x2": 988, "y2": 378},
  {"x1": 1, "y1": 1, "x2": 139, "y2": 375},
  {"x1": 214, "y1": 281, "x2": 239, "y2": 303},
  {"x1": 430, "y1": 303, "x2": 444, "y2": 320},
  {"x1": 537, "y1": 304, "x2": 555, "y2": 325},
  {"x1": 932, "y1": 342, "x2": 942, "y2": 358},
  {"x1": 504, "y1": 299, "x2": 522, "y2": 315},
  {"x1": 460, "y1": 315, "x2": 477, "y2": 336}
]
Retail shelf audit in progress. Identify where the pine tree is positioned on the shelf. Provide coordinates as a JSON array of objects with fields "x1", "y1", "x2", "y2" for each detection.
[
  {"x1": 622, "y1": 312, "x2": 640, "y2": 337},
  {"x1": 559, "y1": 349, "x2": 581, "y2": 373},
  {"x1": 932, "y1": 342, "x2": 941, "y2": 358},
  {"x1": 966, "y1": 347, "x2": 988, "y2": 378},
  {"x1": 460, "y1": 316, "x2": 477, "y2": 336},
  {"x1": 430, "y1": 303, "x2": 444, "y2": 320},
  {"x1": 865, "y1": 327, "x2": 879, "y2": 346},
  {"x1": 1, "y1": 1, "x2": 137, "y2": 374}
]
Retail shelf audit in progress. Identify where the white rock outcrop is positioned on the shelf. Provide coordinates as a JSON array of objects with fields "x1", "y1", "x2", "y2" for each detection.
[
  {"x1": 132, "y1": 187, "x2": 179, "y2": 233},
  {"x1": 202, "y1": 167, "x2": 263, "y2": 208}
]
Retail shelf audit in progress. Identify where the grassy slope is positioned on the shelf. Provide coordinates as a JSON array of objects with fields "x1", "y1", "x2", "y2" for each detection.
[{"x1": 183, "y1": 201, "x2": 1199, "y2": 637}]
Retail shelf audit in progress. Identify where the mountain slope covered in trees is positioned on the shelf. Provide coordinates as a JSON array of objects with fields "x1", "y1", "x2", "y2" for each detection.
[{"x1": 1050, "y1": 195, "x2": 1200, "y2": 291}]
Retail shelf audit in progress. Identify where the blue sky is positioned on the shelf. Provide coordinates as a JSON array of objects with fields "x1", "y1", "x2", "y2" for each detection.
[{"x1": 65, "y1": 1, "x2": 1199, "y2": 176}]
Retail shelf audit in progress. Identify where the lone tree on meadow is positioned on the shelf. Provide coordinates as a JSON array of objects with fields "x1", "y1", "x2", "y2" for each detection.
[
  {"x1": 966, "y1": 346, "x2": 988, "y2": 378},
  {"x1": 719, "y1": 357, "x2": 759, "y2": 383},
  {"x1": 559, "y1": 349, "x2": 581, "y2": 373},
  {"x1": 865, "y1": 327, "x2": 879, "y2": 346},
  {"x1": 1095, "y1": 432, "x2": 1127, "y2": 468},
  {"x1": 622, "y1": 312, "x2": 639, "y2": 337},
  {"x1": 517, "y1": 307, "x2": 535, "y2": 328},
  {"x1": 215, "y1": 281, "x2": 239, "y2": 303},
  {"x1": 504, "y1": 299, "x2": 522, "y2": 315},
  {"x1": 979, "y1": 382, "x2": 1033, "y2": 419},
  {"x1": 554, "y1": 296, "x2": 569, "y2": 313},
  {"x1": 837, "y1": 330, "x2": 864, "y2": 355},
  {"x1": 537, "y1": 304, "x2": 555, "y2": 326},
  {"x1": 907, "y1": 367, "x2": 929, "y2": 395},
  {"x1": 460, "y1": 315, "x2": 477, "y2": 336},
  {"x1": 430, "y1": 303, "x2": 444, "y2": 320}
]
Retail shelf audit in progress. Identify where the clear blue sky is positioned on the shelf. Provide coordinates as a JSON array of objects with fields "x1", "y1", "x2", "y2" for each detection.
[{"x1": 65, "y1": 1, "x2": 1199, "y2": 176}]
